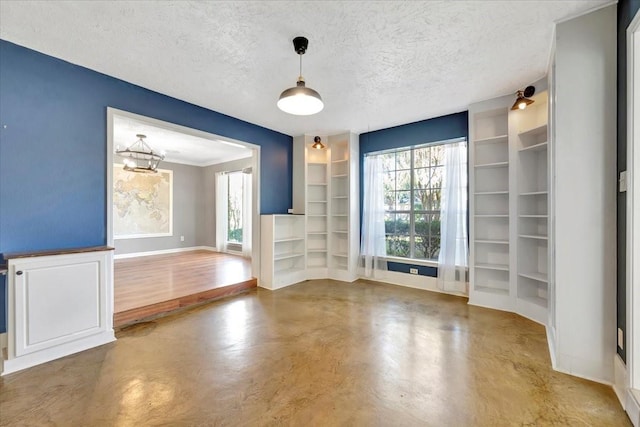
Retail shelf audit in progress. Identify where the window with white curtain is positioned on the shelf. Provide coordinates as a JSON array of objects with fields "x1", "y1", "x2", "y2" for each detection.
[{"x1": 365, "y1": 138, "x2": 467, "y2": 262}]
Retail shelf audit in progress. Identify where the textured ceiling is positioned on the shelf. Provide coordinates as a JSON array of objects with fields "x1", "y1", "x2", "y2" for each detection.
[
  {"x1": 114, "y1": 115, "x2": 252, "y2": 167},
  {"x1": 0, "y1": 1, "x2": 611, "y2": 137}
]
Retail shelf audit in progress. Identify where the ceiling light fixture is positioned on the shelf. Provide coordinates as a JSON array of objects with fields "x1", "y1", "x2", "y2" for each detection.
[
  {"x1": 115, "y1": 134, "x2": 165, "y2": 173},
  {"x1": 511, "y1": 85, "x2": 536, "y2": 111},
  {"x1": 311, "y1": 136, "x2": 325, "y2": 150},
  {"x1": 277, "y1": 36, "x2": 324, "y2": 116}
]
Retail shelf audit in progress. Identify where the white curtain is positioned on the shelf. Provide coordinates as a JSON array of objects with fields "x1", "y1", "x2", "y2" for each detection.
[
  {"x1": 241, "y1": 169, "x2": 252, "y2": 258},
  {"x1": 437, "y1": 141, "x2": 468, "y2": 293},
  {"x1": 360, "y1": 155, "x2": 388, "y2": 278},
  {"x1": 215, "y1": 172, "x2": 228, "y2": 253}
]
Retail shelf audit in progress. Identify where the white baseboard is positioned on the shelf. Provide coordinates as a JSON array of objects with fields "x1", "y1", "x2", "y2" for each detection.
[
  {"x1": 358, "y1": 268, "x2": 467, "y2": 298},
  {"x1": 614, "y1": 355, "x2": 628, "y2": 410},
  {"x1": 114, "y1": 246, "x2": 217, "y2": 259},
  {"x1": 628, "y1": 389, "x2": 640, "y2": 426},
  {"x1": 1, "y1": 330, "x2": 115, "y2": 376}
]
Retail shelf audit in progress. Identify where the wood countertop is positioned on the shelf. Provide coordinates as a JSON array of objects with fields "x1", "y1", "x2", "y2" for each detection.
[{"x1": 2, "y1": 246, "x2": 114, "y2": 261}]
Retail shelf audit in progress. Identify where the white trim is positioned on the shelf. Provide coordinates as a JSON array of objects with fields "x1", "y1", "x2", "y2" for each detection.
[
  {"x1": 628, "y1": 389, "x2": 640, "y2": 427},
  {"x1": 114, "y1": 246, "x2": 217, "y2": 260},
  {"x1": 553, "y1": 1, "x2": 617, "y2": 25},
  {"x1": 616, "y1": 354, "x2": 630, "y2": 410},
  {"x1": 358, "y1": 268, "x2": 467, "y2": 298},
  {"x1": 628, "y1": 9, "x2": 640, "y2": 400},
  {"x1": 0, "y1": 332, "x2": 6, "y2": 352}
]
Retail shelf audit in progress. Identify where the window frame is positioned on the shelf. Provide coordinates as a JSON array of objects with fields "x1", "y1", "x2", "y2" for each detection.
[
  {"x1": 368, "y1": 137, "x2": 467, "y2": 263},
  {"x1": 226, "y1": 170, "x2": 244, "y2": 246}
]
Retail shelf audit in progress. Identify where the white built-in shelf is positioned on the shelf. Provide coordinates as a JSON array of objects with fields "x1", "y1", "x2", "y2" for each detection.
[
  {"x1": 475, "y1": 286, "x2": 509, "y2": 295},
  {"x1": 307, "y1": 214, "x2": 327, "y2": 217},
  {"x1": 333, "y1": 252, "x2": 348, "y2": 258},
  {"x1": 475, "y1": 161, "x2": 509, "y2": 169},
  {"x1": 518, "y1": 124, "x2": 548, "y2": 138},
  {"x1": 332, "y1": 214, "x2": 348, "y2": 217},
  {"x1": 475, "y1": 214, "x2": 509, "y2": 218},
  {"x1": 332, "y1": 230, "x2": 348, "y2": 233},
  {"x1": 474, "y1": 134, "x2": 508, "y2": 145},
  {"x1": 519, "y1": 214, "x2": 548, "y2": 218},
  {"x1": 475, "y1": 191, "x2": 509, "y2": 195},
  {"x1": 475, "y1": 263, "x2": 509, "y2": 272},
  {"x1": 519, "y1": 141, "x2": 548, "y2": 152},
  {"x1": 520, "y1": 191, "x2": 548, "y2": 196},
  {"x1": 518, "y1": 272, "x2": 548, "y2": 283},
  {"x1": 308, "y1": 182, "x2": 327, "y2": 186},
  {"x1": 307, "y1": 249, "x2": 327, "y2": 253},
  {"x1": 308, "y1": 200, "x2": 327, "y2": 203},
  {"x1": 475, "y1": 239, "x2": 509, "y2": 245},
  {"x1": 332, "y1": 196, "x2": 348, "y2": 199},
  {"x1": 274, "y1": 237, "x2": 305, "y2": 243},
  {"x1": 308, "y1": 162, "x2": 327, "y2": 165},
  {"x1": 274, "y1": 252, "x2": 305, "y2": 261},
  {"x1": 520, "y1": 295, "x2": 548, "y2": 308},
  {"x1": 332, "y1": 174, "x2": 348, "y2": 178},
  {"x1": 332, "y1": 159, "x2": 348, "y2": 164},
  {"x1": 307, "y1": 231, "x2": 328, "y2": 235},
  {"x1": 519, "y1": 234, "x2": 548, "y2": 240}
]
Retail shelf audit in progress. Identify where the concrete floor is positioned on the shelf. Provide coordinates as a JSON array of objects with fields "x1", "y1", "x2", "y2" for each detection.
[{"x1": 0, "y1": 280, "x2": 630, "y2": 426}]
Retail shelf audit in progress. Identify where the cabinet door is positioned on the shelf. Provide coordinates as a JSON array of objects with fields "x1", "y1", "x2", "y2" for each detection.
[{"x1": 12, "y1": 253, "x2": 108, "y2": 357}]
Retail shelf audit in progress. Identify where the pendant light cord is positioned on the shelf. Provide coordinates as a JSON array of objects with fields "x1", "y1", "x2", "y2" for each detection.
[{"x1": 298, "y1": 54, "x2": 303, "y2": 80}]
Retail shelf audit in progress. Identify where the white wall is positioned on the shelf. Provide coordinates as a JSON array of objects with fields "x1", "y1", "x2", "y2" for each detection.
[{"x1": 553, "y1": 4, "x2": 617, "y2": 383}]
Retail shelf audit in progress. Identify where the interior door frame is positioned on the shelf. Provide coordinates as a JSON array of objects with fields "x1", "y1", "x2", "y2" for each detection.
[{"x1": 106, "y1": 107, "x2": 261, "y2": 279}]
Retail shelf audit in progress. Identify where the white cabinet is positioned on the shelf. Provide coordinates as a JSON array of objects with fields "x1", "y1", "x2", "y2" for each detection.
[
  {"x1": 260, "y1": 214, "x2": 306, "y2": 289},
  {"x1": 3, "y1": 248, "x2": 115, "y2": 375}
]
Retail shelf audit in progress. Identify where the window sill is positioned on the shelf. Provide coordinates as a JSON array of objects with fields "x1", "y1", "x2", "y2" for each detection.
[{"x1": 384, "y1": 256, "x2": 438, "y2": 268}]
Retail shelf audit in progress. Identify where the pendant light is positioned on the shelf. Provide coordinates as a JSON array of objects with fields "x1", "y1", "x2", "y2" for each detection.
[
  {"x1": 277, "y1": 36, "x2": 324, "y2": 116},
  {"x1": 115, "y1": 134, "x2": 165, "y2": 173},
  {"x1": 311, "y1": 136, "x2": 325, "y2": 150},
  {"x1": 511, "y1": 85, "x2": 536, "y2": 111}
]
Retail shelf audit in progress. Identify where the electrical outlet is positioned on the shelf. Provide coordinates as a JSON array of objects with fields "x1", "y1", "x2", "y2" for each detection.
[
  {"x1": 620, "y1": 171, "x2": 628, "y2": 192},
  {"x1": 618, "y1": 328, "x2": 624, "y2": 350},
  {"x1": 180, "y1": 236, "x2": 185, "y2": 242},
  {"x1": 288, "y1": 208, "x2": 294, "y2": 214},
  {"x1": 409, "y1": 268, "x2": 418, "y2": 275}
]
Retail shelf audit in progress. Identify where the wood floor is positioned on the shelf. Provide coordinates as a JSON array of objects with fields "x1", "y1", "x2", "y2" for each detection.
[
  {"x1": 0, "y1": 280, "x2": 628, "y2": 426},
  {"x1": 114, "y1": 250, "x2": 255, "y2": 326}
]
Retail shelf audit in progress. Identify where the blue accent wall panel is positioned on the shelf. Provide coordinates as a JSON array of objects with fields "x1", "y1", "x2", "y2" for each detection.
[
  {"x1": 616, "y1": 0, "x2": 640, "y2": 363},
  {"x1": 358, "y1": 112, "x2": 468, "y2": 275},
  {"x1": 0, "y1": 39, "x2": 293, "y2": 333}
]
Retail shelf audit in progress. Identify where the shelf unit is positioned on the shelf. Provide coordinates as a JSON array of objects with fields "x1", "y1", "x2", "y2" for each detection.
[
  {"x1": 514, "y1": 90, "x2": 549, "y2": 324},
  {"x1": 469, "y1": 100, "x2": 512, "y2": 310},
  {"x1": 328, "y1": 133, "x2": 359, "y2": 282},
  {"x1": 260, "y1": 214, "x2": 306, "y2": 289}
]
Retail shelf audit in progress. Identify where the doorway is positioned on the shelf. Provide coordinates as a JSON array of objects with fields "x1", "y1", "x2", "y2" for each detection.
[{"x1": 106, "y1": 108, "x2": 261, "y2": 325}]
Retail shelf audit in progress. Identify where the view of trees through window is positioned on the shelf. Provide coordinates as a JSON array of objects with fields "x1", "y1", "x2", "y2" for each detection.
[
  {"x1": 379, "y1": 144, "x2": 446, "y2": 260},
  {"x1": 227, "y1": 171, "x2": 243, "y2": 243}
]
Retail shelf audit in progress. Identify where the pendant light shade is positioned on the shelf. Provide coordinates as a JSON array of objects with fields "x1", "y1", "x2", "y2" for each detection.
[
  {"x1": 277, "y1": 36, "x2": 324, "y2": 116},
  {"x1": 511, "y1": 85, "x2": 536, "y2": 111}
]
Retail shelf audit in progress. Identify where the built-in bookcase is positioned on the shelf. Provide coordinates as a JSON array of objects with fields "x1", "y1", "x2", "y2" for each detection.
[
  {"x1": 306, "y1": 138, "x2": 330, "y2": 277},
  {"x1": 469, "y1": 82, "x2": 550, "y2": 325},
  {"x1": 514, "y1": 90, "x2": 549, "y2": 324},
  {"x1": 469, "y1": 102, "x2": 512, "y2": 309},
  {"x1": 260, "y1": 214, "x2": 307, "y2": 289}
]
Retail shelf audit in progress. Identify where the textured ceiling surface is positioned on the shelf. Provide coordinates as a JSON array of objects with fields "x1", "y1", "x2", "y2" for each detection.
[
  {"x1": 0, "y1": 1, "x2": 610, "y2": 136},
  {"x1": 114, "y1": 115, "x2": 252, "y2": 167}
]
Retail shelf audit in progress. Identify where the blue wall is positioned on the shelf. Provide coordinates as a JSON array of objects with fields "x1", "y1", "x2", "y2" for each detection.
[
  {"x1": 359, "y1": 111, "x2": 469, "y2": 277},
  {"x1": 0, "y1": 40, "x2": 294, "y2": 333},
  {"x1": 616, "y1": 0, "x2": 640, "y2": 363}
]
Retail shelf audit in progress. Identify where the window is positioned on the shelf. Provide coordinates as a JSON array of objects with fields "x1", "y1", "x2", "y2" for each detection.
[
  {"x1": 227, "y1": 171, "x2": 243, "y2": 243},
  {"x1": 377, "y1": 142, "x2": 461, "y2": 261}
]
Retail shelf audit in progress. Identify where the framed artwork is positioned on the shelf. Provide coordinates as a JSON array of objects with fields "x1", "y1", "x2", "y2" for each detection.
[{"x1": 113, "y1": 164, "x2": 173, "y2": 239}]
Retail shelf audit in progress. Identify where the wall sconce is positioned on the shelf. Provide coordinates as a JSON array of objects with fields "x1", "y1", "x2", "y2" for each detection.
[
  {"x1": 511, "y1": 86, "x2": 536, "y2": 110},
  {"x1": 311, "y1": 136, "x2": 325, "y2": 150}
]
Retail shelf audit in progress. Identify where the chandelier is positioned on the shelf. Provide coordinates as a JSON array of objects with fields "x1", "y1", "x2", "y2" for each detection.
[{"x1": 115, "y1": 134, "x2": 164, "y2": 173}]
